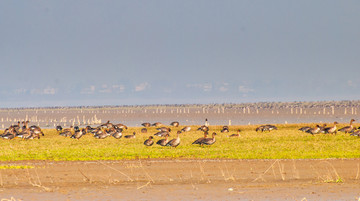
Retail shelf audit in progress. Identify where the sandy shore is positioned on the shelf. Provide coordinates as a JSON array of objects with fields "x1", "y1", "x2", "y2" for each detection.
[{"x1": 1, "y1": 159, "x2": 360, "y2": 200}]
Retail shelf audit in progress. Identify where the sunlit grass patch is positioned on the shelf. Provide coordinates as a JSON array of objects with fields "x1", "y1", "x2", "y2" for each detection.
[{"x1": 0, "y1": 124, "x2": 359, "y2": 161}]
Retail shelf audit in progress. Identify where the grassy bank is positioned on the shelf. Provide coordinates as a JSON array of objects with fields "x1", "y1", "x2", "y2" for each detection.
[{"x1": 0, "y1": 123, "x2": 360, "y2": 161}]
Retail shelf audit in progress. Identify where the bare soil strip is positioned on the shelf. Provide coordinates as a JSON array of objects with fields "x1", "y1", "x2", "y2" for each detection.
[{"x1": 1, "y1": 159, "x2": 360, "y2": 200}]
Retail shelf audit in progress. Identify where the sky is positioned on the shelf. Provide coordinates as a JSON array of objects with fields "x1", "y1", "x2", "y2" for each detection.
[{"x1": 1, "y1": 1, "x2": 360, "y2": 108}]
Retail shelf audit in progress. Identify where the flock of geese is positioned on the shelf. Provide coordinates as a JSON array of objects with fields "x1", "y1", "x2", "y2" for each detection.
[
  {"x1": 0, "y1": 121, "x2": 44, "y2": 140},
  {"x1": 299, "y1": 119, "x2": 360, "y2": 136},
  {"x1": 1, "y1": 119, "x2": 359, "y2": 148}
]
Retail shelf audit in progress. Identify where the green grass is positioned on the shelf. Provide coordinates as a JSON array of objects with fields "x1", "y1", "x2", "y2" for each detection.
[{"x1": 0, "y1": 123, "x2": 360, "y2": 161}]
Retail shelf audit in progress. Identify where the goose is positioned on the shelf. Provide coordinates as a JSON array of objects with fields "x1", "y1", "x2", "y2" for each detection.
[
  {"x1": 221, "y1": 126, "x2": 229, "y2": 133},
  {"x1": 255, "y1": 125, "x2": 265, "y2": 132},
  {"x1": 156, "y1": 134, "x2": 170, "y2": 146},
  {"x1": 306, "y1": 125, "x2": 321, "y2": 135},
  {"x1": 59, "y1": 126, "x2": 74, "y2": 137},
  {"x1": 318, "y1": 124, "x2": 327, "y2": 134},
  {"x1": 10, "y1": 121, "x2": 21, "y2": 133},
  {"x1": 16, "y1": 128, "x2": 31, "y2": 139},
  {"x1": 350, "y1": 129, "x2": 360, "y2": 137},
  {"x1": 154, "y1": 131, "x2": 170, "y2": 137},
  {"x1": 124, "y1": 132, "x2": 136, "y2": 139},
  {"x1": 229, "y1": 129, "x2": 241, "y2": 137},
  {"x1": 263, "y1": 125, "x2": 278, "y2": 132},
  {"x1": 152, "y1": 122, "x2": 163, "y2": 127},
  {"x1": 170, "y1": 121, "x2": 179, "y2": 127},
  {"x1": 114, "y1": 123, "x2": 128, "y2": 130},
  {"x1": 166, "y1": 131, "x2": 181, "y2": 148},
  {"x1": 142, "y1": 123, "x2": 151, "y2": 127},
  {"x1": 324, "y1": 122, "x2": 338, "y2": 134},
  {"x1": 156, "y1": 127, "x2": 171, "y2": 132},
  {"x1": 197, "y1": 125, "x2": 209, "y2": 132},
  {"x1": 100, "y1": 120, "x2": 114, "y2": 128},
  {"x1": 111, "y1": 128, "x2": 123, "y2": 139},
  {"x1": 94, "y1": 129, "x2": 110, "y2": 139},
  {"x1": 141, "y1": 128, "x2": 148, "y2": 133},
  {"x1": 71, "y1": 129, "x2": 84, "y2": 140},
  {"x1": 197, "y1": 132, "x2": 217, "y2": 146},
  {"x1": 338, "y1": 119, "x2": 356, "y2": 134},
  {"x1": 181, "y1": 126, "x2": 191, "y2": 132},
  {"x1": 30, "y1": 126, "x2": 44, "y2": 137},
  {"x1": 2, "y1": 129, "x2": 16, "y2": 140},
  {"x1": 192, "y1": 131, "x2": 209, "y2": 145},
  {"x1": 144, "y1": 136, "x2": 154, "y2": 146},
  {"x1": 299, "y1": 126, "x2": 311, "y2": 132},
  {"x1": 56, "y1": 125, "x2": 63, "y2": 132}
]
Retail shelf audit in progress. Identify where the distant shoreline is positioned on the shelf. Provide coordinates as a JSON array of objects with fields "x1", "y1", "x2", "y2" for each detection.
[{"x1": 1, "y1": 100, "x2": 360, "y2": 110}]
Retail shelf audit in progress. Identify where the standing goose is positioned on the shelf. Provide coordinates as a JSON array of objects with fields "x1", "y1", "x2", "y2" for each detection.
[
  {"x1": 166, "y1": 131, "x2": 181, "y2": 148},
  {"x1": 198, "y1": 132, "x2": 217, "y2": 146},
  {"x1": 156, "y1": 134, "x2": 170, "y2": 146},
  {"x1": 338, "y1": 119, "x2": 356, "y2": 134},
  {"x1": 324, "y1": 122, "x2": 338, "y2": 134},
  {"x1": 192, "y1": 131, "x2": 209, "y2": 145},
  {"x1": 229, "y1": 129, "x2": 241, "y2": 137},
  {"x1": 144, "y1": 136, "x2": 154, "y2": 146}
]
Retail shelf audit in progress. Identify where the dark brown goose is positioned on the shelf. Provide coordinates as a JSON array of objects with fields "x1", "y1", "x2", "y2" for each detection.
[
  {"x1": 324, "y1": 122, "x2": 338, "y2": 134},
  {"x1": 156, "y1": 134, "x2": 170, "y2": 146},
  {"x1": 338, "y1": 119, "x2": 356, "y2": 134},
  {"x1": 144, "y1": 136, "x2": 154, "y2": 146},
  {"x1": 166, "y1": 131, "x2": 181, "y2": 148},
  {"x1": 299, "y1": 126, "x2": 311, "y2": 132},
  {"x1": 141, "y1": 128, "x2": 148, "y2": 133},
  {"x1": 192, "y1": 131, "x2": 208, "y2": 145},
  {"x1": 124, "y1": 132, "x2": 136, "y2": 139},
  {"x1": 197, "y1": 132, "x2": 217, "y2": 146},
  {"x1": 229, "y1": 129, "x2": 241, "y2": 137}
]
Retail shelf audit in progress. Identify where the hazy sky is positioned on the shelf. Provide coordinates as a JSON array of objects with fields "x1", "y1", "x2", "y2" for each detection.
[{"x1": 1, "y1": 1, "x2": 360, "y2": 108}]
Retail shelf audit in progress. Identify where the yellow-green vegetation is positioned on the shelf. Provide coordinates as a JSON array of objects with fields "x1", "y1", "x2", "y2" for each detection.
[
  {"x1": 0, "y1": 165, "x2": 34, "y2": 169},
  {"x1": 0, "y1": 123, "x2": 359, "y2": 161}
]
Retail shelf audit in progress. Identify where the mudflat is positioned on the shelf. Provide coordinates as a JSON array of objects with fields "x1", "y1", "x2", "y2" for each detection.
[{"x1": 1, "y1": 159, "x2": 360, "y2": 200}]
